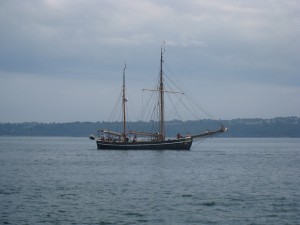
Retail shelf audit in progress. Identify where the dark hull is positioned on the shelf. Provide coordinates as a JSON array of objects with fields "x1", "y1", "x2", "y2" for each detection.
[{"x1": 96, "y1": 138, "x2": 192, "y2": 150}]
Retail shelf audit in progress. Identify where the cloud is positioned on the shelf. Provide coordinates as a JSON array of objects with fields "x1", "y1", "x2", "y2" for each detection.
[{"x1": 0, "y1": 0, "x2": 299, "y2": 122}]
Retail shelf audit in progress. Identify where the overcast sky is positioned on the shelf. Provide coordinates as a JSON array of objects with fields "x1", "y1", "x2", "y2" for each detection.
[{"x1": 0, "y1": 0, "x2": 299, "y2": 122}]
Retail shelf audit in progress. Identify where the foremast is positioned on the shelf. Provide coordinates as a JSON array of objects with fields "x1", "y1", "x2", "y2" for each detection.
[{"x1": 159, "y1": 46, "x2": 165, "y2": 141}]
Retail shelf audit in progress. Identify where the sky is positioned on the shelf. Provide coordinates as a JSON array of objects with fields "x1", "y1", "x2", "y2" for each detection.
[{"x1": 0, "y1": 0, "x2": 299, "y2": 123}]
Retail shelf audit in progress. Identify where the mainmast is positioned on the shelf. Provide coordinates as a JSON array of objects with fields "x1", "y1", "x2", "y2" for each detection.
[
  {"x1": 159, "y1": 46, "x2": 165, "y2": 141},
  {"x1": 122, "y1": 62, "x2": 127, "y2": 141}
]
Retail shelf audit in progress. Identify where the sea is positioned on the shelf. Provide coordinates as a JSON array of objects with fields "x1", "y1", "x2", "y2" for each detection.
[{"x1": 0, "y1": 137, "x2": 299, "y2": 225}]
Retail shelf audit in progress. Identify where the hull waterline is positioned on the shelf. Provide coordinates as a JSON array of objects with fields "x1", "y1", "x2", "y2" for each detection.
[{"x1": 96, "y1": 138, "x2": 193, "y2": 150}]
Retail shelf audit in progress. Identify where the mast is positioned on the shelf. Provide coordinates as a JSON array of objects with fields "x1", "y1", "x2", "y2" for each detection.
[
  {"x1": 122, "y1": 62, "x2": 127, "y2": 141},
  {"x1": 159, "y1": 46, "x2": 165, "y2": 141}
]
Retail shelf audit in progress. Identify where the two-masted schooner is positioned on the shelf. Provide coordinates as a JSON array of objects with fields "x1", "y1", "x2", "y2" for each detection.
[{"x1": 90, "y1": 46, "x2": 228, "y2": 150}]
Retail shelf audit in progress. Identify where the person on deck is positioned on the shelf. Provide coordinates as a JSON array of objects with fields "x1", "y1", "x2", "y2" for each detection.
[
  {"x1": 101, "y1": 133, "x2": 105, "y2": 141},
  {"x1": 133, "y1": 135, "x2": 137, "y2": 142},
  {"x1": 177, "y1": 132, "x2": 182, "y2": 139}
]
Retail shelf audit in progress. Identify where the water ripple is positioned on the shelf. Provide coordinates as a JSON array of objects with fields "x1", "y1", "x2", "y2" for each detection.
[{"x1": 0, "y1": 137, "x2": 299, "y2": 225}]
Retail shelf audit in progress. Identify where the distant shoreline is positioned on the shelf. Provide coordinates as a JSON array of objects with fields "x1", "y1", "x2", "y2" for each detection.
[{"x1": 1, "y1": 117, "x2": 299, "y2": 138}]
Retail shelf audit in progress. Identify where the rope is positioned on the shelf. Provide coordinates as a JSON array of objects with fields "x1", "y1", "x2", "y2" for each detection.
[{"x1": 164, "y1": 63, "x2": 222, "y2": 126}]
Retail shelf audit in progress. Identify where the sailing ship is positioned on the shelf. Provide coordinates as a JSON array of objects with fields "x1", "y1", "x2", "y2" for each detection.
[{"x1": 90, "y1": 46, "x2": 228, "y2": 150}]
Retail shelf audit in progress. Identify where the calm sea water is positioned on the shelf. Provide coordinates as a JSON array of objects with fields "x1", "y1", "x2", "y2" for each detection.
[{"x1": 0, "y1": 137, "x2": 299, "y2": 225}]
